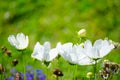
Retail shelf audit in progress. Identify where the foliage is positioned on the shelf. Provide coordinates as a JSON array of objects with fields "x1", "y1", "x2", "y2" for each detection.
[{"x1": 0, "y1": 0, "x2": 120, "y2": 80}]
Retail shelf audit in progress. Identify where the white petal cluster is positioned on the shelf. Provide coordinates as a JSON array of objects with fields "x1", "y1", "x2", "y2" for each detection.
[
  {"x1": 8, "y1": 32, "x2": 114, "y2": 65},
  {"x1": 83, "y1": 39, "x2": 115, "y2": 59},
  {"x1": 31, "y1": 42, "x2": 58, "y2": 62},
  {"x1": 8, "y1": 33, "x2": 29, "y2": 50},
  {"x1": 31, "y1": 39, "x2": 114, "y2": 65},
  {"x1": 56, "y1": 42, "x2": 95, "y2": 65}
]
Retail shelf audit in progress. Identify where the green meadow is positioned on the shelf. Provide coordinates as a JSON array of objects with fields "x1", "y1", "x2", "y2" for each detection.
[{"x1": 0, "y1": 0, "x2": 120, "y2": 80}]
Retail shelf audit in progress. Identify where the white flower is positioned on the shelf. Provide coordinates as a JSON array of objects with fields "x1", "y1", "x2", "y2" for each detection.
[
  {"x1": 8, "y1": 33, "x2": 29, "y2": 50},
  {"x1": 56, "y1": 42, "x2": 92, "y2": 65},
  {"x1": 77, "y1": 39, "x2": 114, "y2": 65},
  {"x1": 56, "y1": 42, "x2": 76, "y2": 64},
  {"x1": 83, "y1": 39, "x2": 115, "y2": 59},
  {"x1": 31, "y1": 42, "x2": 58, "y2": 62},
  {"x1": 57, "y1": 39, "x2": 114, "y2": 65}
]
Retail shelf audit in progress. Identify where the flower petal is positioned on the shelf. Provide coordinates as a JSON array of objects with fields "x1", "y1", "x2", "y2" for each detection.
[
  {"x1": 46, "y1": 48, "x2": 58, "y2": 61},
  {"x1": 31, "y1": 42, "x2": 44, "y2": 61},
  {"x1": 8, "y1": 35, "x2": 18, "y2": 47},
  {"x1": 99, "y1": 40, "x2": 114, "y2": 58}
]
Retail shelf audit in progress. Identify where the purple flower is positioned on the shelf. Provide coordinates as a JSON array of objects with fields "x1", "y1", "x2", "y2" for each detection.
[
  {"x1": 26, "y1": 65, "x2": 34, "y2": 73},
  {"x1": 15, "y1": 72, "x2": 24, "y2": 80},
  {"x1": 26, "y1": 72, "x2": 34, "y2": 80},
  {"x1": 36, "y1": 70, "x2": 42, "y2": 74},
  {"x1": 39, "y1": 74, "x2": 46, "y2": 80},
  {"x1": 36, "y1": 70, "x2": 46, "y2": 80}
]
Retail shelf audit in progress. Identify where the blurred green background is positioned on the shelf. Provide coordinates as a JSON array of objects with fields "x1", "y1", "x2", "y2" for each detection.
[
  {"x1": 1, "y1": 0, "x2": 120, "y2": 46},
  {"x1": 0, "y1": 0, "x2": 120, "y2": 79}
]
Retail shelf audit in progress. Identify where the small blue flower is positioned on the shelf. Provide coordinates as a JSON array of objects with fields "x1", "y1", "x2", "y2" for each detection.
[
  {"x1": 36, "y1": 70, "x2": 46, "y2": 80},
  {"x1": 36, "y1": 70, "x2": 42, "y2": 74},
  {"x1": 39, "y1": 74, "x2": 46, "y2": 80},
  {"x1": 26, "y1": 72, "x2": 34, "y2": 80}
]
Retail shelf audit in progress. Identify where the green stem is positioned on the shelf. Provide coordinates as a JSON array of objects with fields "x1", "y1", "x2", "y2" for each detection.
[
  {"x1": 21, "y1": 50, "x2": 26, "y2": 80},
  {"x1": 74, "y1": 65, "x2": 78, "y2": 80},
  {"x1": 56, "y1": 76, "x2": 59, "y2": 80},
  {"x1": 0, "y1": 74, "x2": 2, "y2": 80},
  {"x1": 0, "y1": 51, "x2": 4, "y2": 80},
  {"x1": 93, "y1": 60, "x2": 97, "y2": 80}
]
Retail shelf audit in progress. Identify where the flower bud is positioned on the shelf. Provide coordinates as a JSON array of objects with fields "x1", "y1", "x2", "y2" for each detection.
[
  {"x1": 12, "y1": 59, "x2": 18, "y2": 66},
  {"x1": 1, "y1": 46, "x2": 7, "y2": 53},
  {"x1": 86, "y1": 72, "x2": 93, "y2": 78},
  {"x1": 53, "y1": 68, "x2": 63, "y2": 77},
  {"x1": 5, "y1": 50, "x2": 12, "y2": 57},
  {"x1": 78, "y1": 29, "x2": 86, "y2": 37},
  {"x1": 103, "y1": 59, "x2": 109, "y2": 62}
]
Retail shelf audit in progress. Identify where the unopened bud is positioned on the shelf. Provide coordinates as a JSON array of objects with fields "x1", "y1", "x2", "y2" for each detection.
[
  {"x1": 1, "y1": 46, "x2": 7, "y2": 52},
  {"x1": 86, "y1": 72, "x2": 93, "y2": 78},
  {"x1": 78, "y1": 29, "x2": 86, "y2": 37},
  {"x1": 5, "y1": 50, "x2": 12, "y2": 57},
  {"x1": 12, "y1": 59, "x2": 18, "y2": 66},
  {"x1": 53, "y1": 68, "x2": 63, "y2": 77},
  {"x1": 104, "y1": 60, "x2": 109, "y2": 62}
]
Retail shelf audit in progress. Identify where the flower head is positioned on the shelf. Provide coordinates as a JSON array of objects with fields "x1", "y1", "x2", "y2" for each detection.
[
  {"x1": 8, "y1": 33, "x2": 29, "y2": 50},
  {"x1": 83, "y1": 39, "x2": 114, "y2": 59},
  {"x1": 56, "y1": 42, "x2": 94, "y2": 65},
  {"x1": 31, "y1": 42, "x2": 58, "y2": 62},
  {"x1": 57, "y1": 39, "x2": 114, "y2": 65},
  {"x1": 36, "y1": 70, "x2": 46, "y2": 80},
  {"x1": 26, "y1": 72, "x2": 34, "y2": 80}
]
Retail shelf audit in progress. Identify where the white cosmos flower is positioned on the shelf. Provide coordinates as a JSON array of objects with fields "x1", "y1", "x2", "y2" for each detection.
[
  {"x1": 56, "y1": 42, "x2": 77, "y2": 64},
  {"x1": 56, "y1": 42, "x2": 92, "y2": 65},
  {"x1": 57, "y1": 39, "x2": 114, "y2": 65},
  {"x1": 75, "y1": 45, "x2": 95, "y2": 65},
  {"x1": 77, "y1": 39, "x2": 114, "y2": 65},
  {"x1": 31, "y1": 42, "x2": 58, "y2": 62},
  {"x1": 8, "y1": 33, "x2": 29, "y2": 50},
  {"x1": 83, "y1": 39, "x2": 115, "y2": 59}
]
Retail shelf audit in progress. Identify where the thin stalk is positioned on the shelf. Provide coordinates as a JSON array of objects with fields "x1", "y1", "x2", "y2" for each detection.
[
  {"x1": 21, "y1": 50, "x2": 26, "y2": 80},
  {"x1": 74, "y1": 65, "x2": 78, "y2": 80},
  {"x1": 0, "y1": 74, "x2": 2, "y2": 80},
  {"x1": 93, "y1": 60, "x2": 97, "y2": 80},
  {"x1": 56, "y1": 76, "x2": 59, "y2": 80},
  {"x1": 0, "y1": 51, "x2": 4, "y2": 80}
]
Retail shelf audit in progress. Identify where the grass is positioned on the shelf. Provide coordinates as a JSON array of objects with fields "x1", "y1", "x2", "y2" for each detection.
[{"x1": 0, "y1": 0, "x2": 120, "y2": 80}]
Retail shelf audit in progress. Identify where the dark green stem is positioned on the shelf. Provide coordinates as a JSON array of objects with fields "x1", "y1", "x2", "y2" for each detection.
[
  {"x1": 0, "y1": 74, "x2": 2, "y2": 80},
  {"x1": 0, "y1": 51, "x2": 4, "y2": 80},
  {"x1": 56, "y1": 76, "x2": 59, "y2": 80}
]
